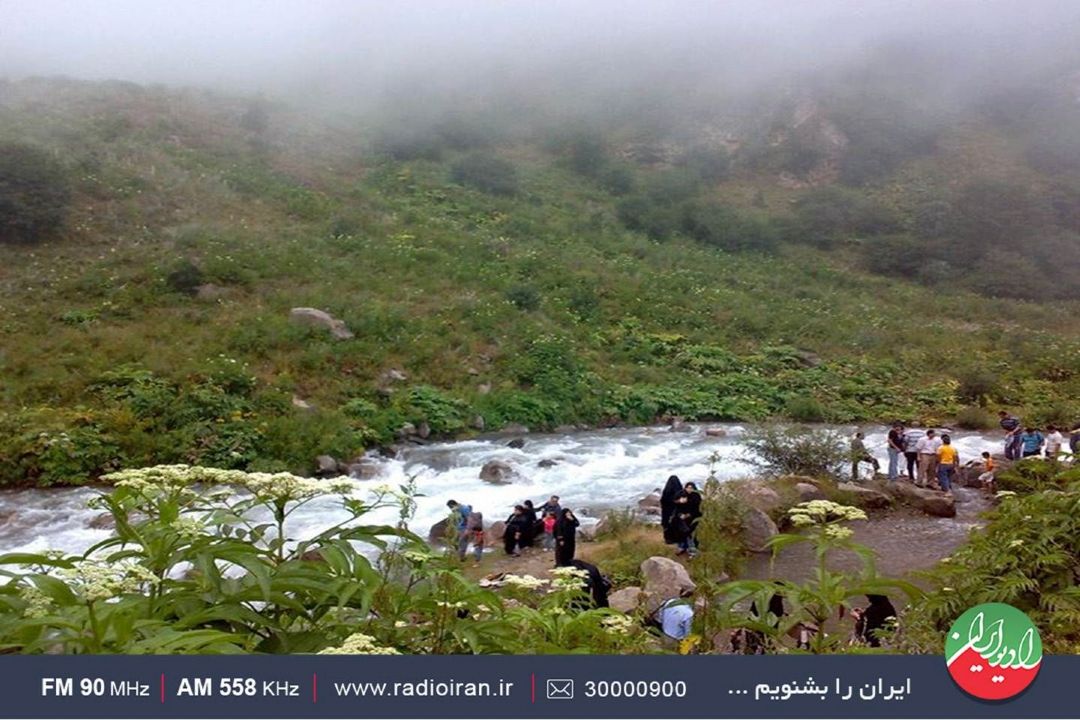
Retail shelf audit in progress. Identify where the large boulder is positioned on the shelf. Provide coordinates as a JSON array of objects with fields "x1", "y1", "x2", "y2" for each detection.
[
  {"x1": 742, "y1": 507, "x2": 778, "y2": 553},
  {"x1": 315, "y1": 455, "x2": 341, "y2": 476},
  {"x1": 507, "y1": 438, "x2": 526, "y2": 449},
  {"x1": 733, "y1": 482, "x2": 782, "y2": 512},
  {"x1": 479, "y1": 460, "x2": 523, "y2": 484},
  {"x1": 86, "y1": 512, "x2": 115, "y2": 530},
  {"x1": 837, "y1": 482, "x2": 891, "y2": 509},
  {"x1": 888, "y1": 481, "x2": 957, "y2": 518},
  {"x1": 795, "y1": 482, "x2": 825, "y2": 502},
  {"x1": 346, "y1": 460, "x2": 381, "y2": 479},
  {"x1": 669, "y1": 417, "x2": 693, "y2": 433},
  {"x1": 428, "y1": 519, "x2": 451, "y2": 546},
  {"x1": 289, "y1": 307, "x2": 354, "y2": 340},
  {"x1": 637, "y1": 490, "x2": 662, "y2": 515},
  {"x1": 485, "y1": 521, "x2": 507, "y2": 547},
  {"x1": 502, "y1": 423, "x2": 530, "y2": 434},
  {"x1": 609, "y1": 587, "x2": 644, "y2": 614},
  {"x1": 704, "y1": 427, "x2": 727, "y2": 438},
  {"x1": 641, "y1": 557, "x2": 696, "y2": 601},
  {"x1": 538, "y1": 458, "x2": 559, "y2": 469},
  {"x1": 471, "y1": 415, "x2": 486, "y2": 431}
]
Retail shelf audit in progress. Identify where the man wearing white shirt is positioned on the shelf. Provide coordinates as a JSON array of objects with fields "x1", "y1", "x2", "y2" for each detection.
[{"x1": 914, "y1": 429, "x2": 942, "y2": 488}]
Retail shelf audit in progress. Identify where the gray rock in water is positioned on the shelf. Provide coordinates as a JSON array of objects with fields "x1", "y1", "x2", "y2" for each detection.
[
  {"x1": 485, "y1": 520, "x2": 507, "y2": 547},
  {"x1": 742, "y1": 507, "x2": 778, "y2": 553},
  {"x1": 888, "y1": 481, "x2": 956, "y2": 518},
  {"x1": 669, "y1": 417, "x2": 693, "y2": 433},
  {"x1": 86, "y1": 512, "x2": 115, "y2": 530},
  {"x1": 507, "y1": 438, "x2": 525, "y2": 449},
  {"x1": 502, "y1": 423, "x2": 530, "y2": 434},
  {"x1": 538, "y1": 458, "x2": 559, "y2": 468},
  {"x1": 471, "y1": 415, "x2": 486, "y2": 431},
  {"x1": 289, "y1": 307, "x2": 354, "y2": 340},
  {"x1": 315, "y1": 455, "x2": 341, "y2": 476},
  {"x1": 609, "y1": 587, "x2": 644, "y2": 614},
  {"x1": 479, "y1": 460, "x2": 522, "y2": 484},
  {"x1": 705, "y1": 427, "x2": 727, "y2": 437},
  {"x1": 637, "y1": 490, "x2": 662, "y2": 515},
  {"x1": 641, "y1": 557, "x2": 696, "y2": 603},
  {"x1": 396, "y1": 423, "x2": 417, "y2": 439},
  {"x1": 346, "y1": 460, "x2": 381, "y2": 479},
  {"x1": 417, "y1": 422, "x2": 432, "y2": 440}
]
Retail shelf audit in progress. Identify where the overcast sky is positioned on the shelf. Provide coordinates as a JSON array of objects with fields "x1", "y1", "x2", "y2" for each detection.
[{"x1": 2, "y1": 0, "x2": 1079, "y2": 106}]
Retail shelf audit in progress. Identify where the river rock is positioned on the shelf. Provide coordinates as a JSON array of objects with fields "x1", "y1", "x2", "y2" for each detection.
[
  {"x1": 86, "y1": 512, "x2": 115, "y2": 530},
  {"x1": 396, "y1": 422, "x2": 417, "y2": 439},
  {"x1": 428, "y1": 519, "x2": 450, "y2": 546},
  {"x1": 502, "y1": 423, "x2": 530, "y2": 434},
  {"x1": 417, "y1": 422, "x2": 432, "y2": 440},
  {"x1": 837, "y1": 482, "x2": 891, "y2": 509},
  {"x1": 315, "y1": 455, "x2": 341, "y2": 476},
  {"x1": 637, "y1": 490, "x2": 662, "y2": 515},
  {"x1": 289, "y1": 307, "x2": 354, "y2": 340},
  {"x1": 486, "y1": 521, "x2": 507, "y2": 547},
  {"x1": 641, "y1": 557, "x2": 696, "y2": 601},
  {"x1": 346, "y1": 460, "x2": 381, "y2": 479},
  {"x1": 742, "y1": 507, "x2": 778, "y2": 553},
  {"x1": 888, "y1": 481, "x2": 956, "y2": 518},
  {"x1": 669, "y1": 417, "x2": 693, "y2": 433},
  {"x1": 733, "y1": 482, "x2": 782, "y2": 511},
  {"x1": 507, "y1": 438, "x2": 526, "y2": 449},
  {"x1": 609, "y1": 587, "x2": 644, "y2": 613},
  {"x1": 471, "y1": 415, "x2": 486, "y2": 431},
  {"x1": 479, "y1": 460, "x2": 522, "y2": 484},
  {"x1": 538, "y1": 458, "x2": 559, "y2": 468},
  {"x1": 794, "y1": 482, "x2": 824, "y2": 502},
  {"x1": 705, "y1": 427, "x2": 727, "y2": 437}
]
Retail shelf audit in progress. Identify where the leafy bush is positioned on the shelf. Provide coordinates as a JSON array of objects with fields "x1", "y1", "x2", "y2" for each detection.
[
  {"x1": 681, "y1": 203, "x2": 779, "y2": 253},
  {"x1": 784, "y1": 395, "x2": 827, "y2": 423},
  {"x1": 953, "y1": 406, "x2": 996, "y2": 430},
  {"x1": 0, "y1": 143, "x2": 71, "y2": 244},
  {"x1": 994, "y1": 458, "x2": 1080, "y2": 494},
  {"x1": 449, "y1": 152, "x2": 519, "y2": 196},
  {"x1": 505, "y1": 284, "x2": 541, "y2": 311},
  {"x1": 165, "y1": 259, "x2": 205, "y2": 295},
  {"x1": 743, "y1": 425, "x2": 848, "y2": 479},
  {"x1": 786, "y1": 186, "x2": 901, "y2": 247}
]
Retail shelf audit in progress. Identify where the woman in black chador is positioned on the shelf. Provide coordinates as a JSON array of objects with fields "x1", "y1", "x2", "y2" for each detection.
[
  {"x1": 853, "y1": 594, "x2": 897, "y2": 647},
  {"x1": 553, "y1": 508, "x2": 580, "y2": 567},
  {"x1": 569, "y1": 559, "x2": 611, "y2": 608},
  {"x1": 521, "y1": 499, "x2": 538, "y2": 547},
  {"x1": 673, "y1": 482, "x2": 702, "y2": 555},
  {"x1": 660, "y1": 475, "x2": 684, "y2": 545},
  {"x1": 502, "y1": 505, "x2": 532, "y2": 556}
]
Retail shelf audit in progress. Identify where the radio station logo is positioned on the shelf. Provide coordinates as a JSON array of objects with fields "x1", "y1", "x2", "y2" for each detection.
[{"x1": 945, "y1": 603, "x2": 1041, "y2": 701}]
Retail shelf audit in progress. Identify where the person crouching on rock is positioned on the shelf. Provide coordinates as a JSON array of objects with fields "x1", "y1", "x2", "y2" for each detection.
[{"x1": 503, "y1": 505, "x2": 532, "y2": 557}]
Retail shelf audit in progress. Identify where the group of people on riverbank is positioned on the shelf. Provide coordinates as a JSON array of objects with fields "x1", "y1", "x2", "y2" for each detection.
[
  {"x1": 446, "y1": 496, "x2": 581, "y2": 567},
  {"x1": 997, "y1": 412, "x2": 1080, "y2": 461},
  {"x1": 659, "y1": 475, "x2": 702, "y2": 557}
]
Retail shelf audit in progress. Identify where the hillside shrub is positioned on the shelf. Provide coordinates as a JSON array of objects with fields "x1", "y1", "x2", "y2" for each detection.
[
  {"x1": 165, "y1": 259, "x2": 205, "y2": 295},
  {"x1": 743, "y1": 425, "x2": 848, "y2": 479},
  {"x1": 954, "y1": 406, "x2": 996, "y2": 430},
  {"x1": 0, "y1": 143, "x2": 71, "y2": 245},
  {"x1": 449, "y1": 152, "x2": 519, "y2": 196}
]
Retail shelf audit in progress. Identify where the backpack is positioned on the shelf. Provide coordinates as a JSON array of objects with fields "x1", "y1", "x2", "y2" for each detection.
[{"x1": 465, "y1": 511, "x2": 484, "y2": 531}]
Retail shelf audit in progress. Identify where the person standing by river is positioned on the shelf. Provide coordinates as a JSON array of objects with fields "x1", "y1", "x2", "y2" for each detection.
[
  {"x1": 850, "y1": 431, "x2": 880, "y2": 481},
  {"x1": 446, "y1": 499, "x2": 483, "y2": 563},
  {"x1": 673, "y1": 482, "x2": 702, "y2": 557},
  {"x1": 915, "y1": 429, "x2": 941, "y2": 487},
  {"x1": 660, "y1": 475, "x2": 683, "y2": 545},
  {"x1": 886, "y1": 422, "x2": 905, "y2": 482},
  {"x1": 1045, "y1": 425, "x2": 1063, "y2": 460},
  {"x1": 554, "y1": 508, "x2": 580, "y2": 567},
  {"x1": 935, "y1": 434, "x2": 959, "y2": 494},
  {"x1": 999, "y1": 411, "x2": 1022, "y2": 460},
  {"x1": 903, "y1": 427, "x2": 921, "y2": 481},
  {"x1": 1020, "y1": 427, "x2": 1045, "y2": 458}
]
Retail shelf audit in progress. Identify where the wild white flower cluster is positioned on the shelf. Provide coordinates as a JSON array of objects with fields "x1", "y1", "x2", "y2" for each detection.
[
  {"x1": 550, "y1": 566, "x2": 590, "y2": 590},
  {"x1": 822, "y1": 525, "x2": 854, "y2": 540},
  {"x1": 56, "y1": 559, "x2": 158, "y2": 603},
  {"x1": 601, "y1": 614, "x2": 636, "y2": 636},
  {"x1": 102, "y1": 465, "x2": 358, "y2": 503},
  {"x1": 19, "y1": 585, "x2": 53, "y2": 618},
  {"x1": 170, "y1": 517, "x2": 206, "y2": 541},
  {"x1": 788, "y1": 500, "x2": 867, "y2": 528},
  {"x1": 501, "y1": 574, "x2": 549, "y2": 590},
  {"x1": 401, "y1": 550, "x2": 434, "y2": 564},
  {"x1": 317, "y1": 633, "x2": 401, "y2": 655}
]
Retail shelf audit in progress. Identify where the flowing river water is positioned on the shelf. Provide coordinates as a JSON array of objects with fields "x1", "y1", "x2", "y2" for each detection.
[{"x1": 0, "y1": 424, "x2": 1006, "y2": 561}]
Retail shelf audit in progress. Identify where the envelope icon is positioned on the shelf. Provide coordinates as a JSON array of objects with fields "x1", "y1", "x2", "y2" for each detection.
[{"x1": 546, "y1": 679, "x2": 575, "y2": 700}]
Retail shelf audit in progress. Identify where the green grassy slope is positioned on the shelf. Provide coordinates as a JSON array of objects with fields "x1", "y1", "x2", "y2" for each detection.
[{"x1": 3, "y1": 78, "x2": 1080, "y2": 485}]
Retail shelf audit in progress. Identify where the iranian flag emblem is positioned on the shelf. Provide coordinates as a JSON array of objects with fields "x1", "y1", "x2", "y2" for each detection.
[{"x1": 945, "y1": 603, "x2": 1042, "y2": 701}]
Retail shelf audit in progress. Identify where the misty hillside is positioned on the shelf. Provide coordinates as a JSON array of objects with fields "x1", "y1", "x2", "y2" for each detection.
[{"x1": 3, "y1": 73, "x2": 1080, "y2": 485}]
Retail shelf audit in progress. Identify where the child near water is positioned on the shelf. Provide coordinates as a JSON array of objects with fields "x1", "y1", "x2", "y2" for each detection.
[
  {"x1": 978, "y1": 451, "x2": 996, "y2": 492},
  {"x1": 542, "y1": 511, "x2": 557, "y2": 551}
]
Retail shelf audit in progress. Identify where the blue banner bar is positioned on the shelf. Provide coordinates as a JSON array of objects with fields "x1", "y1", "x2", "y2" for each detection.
[{"x1": 0, "y1": 655, "x2": 1071, "y2": 718}]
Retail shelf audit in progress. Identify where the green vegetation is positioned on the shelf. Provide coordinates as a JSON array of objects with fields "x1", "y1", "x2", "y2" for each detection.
[
  {"x1": 0, "y1": 142, "x2": 71, "y2": 244},
  {"x1": 3, "y1": 77, "x2": 1080, "y2": 485}
]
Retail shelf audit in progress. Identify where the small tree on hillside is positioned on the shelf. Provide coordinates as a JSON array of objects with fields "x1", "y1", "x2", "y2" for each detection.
[{"x1": 0, "y1": 143, "x2": 71, "y2": 245}]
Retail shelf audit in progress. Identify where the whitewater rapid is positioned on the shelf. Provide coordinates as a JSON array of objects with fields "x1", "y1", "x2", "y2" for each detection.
[{"x1": 0, "y1": 424, "x2": 1007, "y2": 557}]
